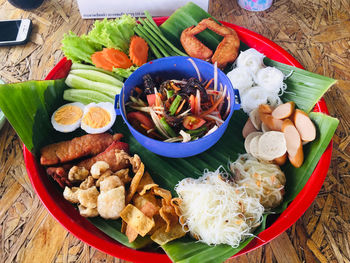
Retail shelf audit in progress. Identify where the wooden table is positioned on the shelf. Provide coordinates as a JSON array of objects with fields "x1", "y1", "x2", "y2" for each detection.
[{"x1": 0, "y1": 0, "x2": 349, "y2": 262}]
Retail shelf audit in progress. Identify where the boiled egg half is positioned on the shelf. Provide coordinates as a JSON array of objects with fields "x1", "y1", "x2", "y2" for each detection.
[
  {"x1": 51, "y1": 102, "x2": 85, "y2": 133},
  {"x1": 81, "y1": 102, "x2": 116, "y2": 134}
]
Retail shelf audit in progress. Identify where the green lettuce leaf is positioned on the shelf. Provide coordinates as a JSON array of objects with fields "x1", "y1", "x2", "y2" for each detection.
[
  {"x1": 112, "y1": 65, "x2": 139, "y2": 79},
  {"x1": 61, "y1": 32, "x2": 101, "y2": 64},
  {"x1": 87, "y1": 15, "x2": 137, "y2": 53}
]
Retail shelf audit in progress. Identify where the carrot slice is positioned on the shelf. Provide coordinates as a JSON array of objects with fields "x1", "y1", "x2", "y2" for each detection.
[
  {"x1": 102, "y1": 48, "x2": 133, "y2": 69},
  {"x1": 200, "y1": 95, "x2": 225, "y2": 117},
  {"x1": 91, "y1": 51, "x2": 115, "y2": 71},
  {"x1": 129, "y1": 36, "x2": 149, "y2": 66}
]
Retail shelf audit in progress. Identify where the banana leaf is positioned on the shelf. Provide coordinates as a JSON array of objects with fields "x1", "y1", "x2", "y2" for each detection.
[
  {"x1": 265, "y1": 59, "x2": 337, "y2": 113},
  {"x1": 88, "y1": 217, "x2": 152, "y2": 249},
  {"x1": 0, "y1": 79, "x2": 69, "y2": 155}
]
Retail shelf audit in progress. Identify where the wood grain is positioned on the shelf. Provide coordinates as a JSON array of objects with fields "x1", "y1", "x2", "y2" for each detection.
[{"x1": 0, "y1": 0, "x2": 349, "y2": 262}]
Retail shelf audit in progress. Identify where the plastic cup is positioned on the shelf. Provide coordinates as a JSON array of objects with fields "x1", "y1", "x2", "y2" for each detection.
[{"x1": 237, "y1": 0, "x2": 273, "y2": 11}]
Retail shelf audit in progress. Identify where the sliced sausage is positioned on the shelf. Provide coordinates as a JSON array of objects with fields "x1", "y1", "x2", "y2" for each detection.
[
  {"x1": 272, "y1": 101, "x2": 295, "y2": 119},
  {"x1": 273, "y1": 153, "x2": 287, "y2": 166},
  {"x1": 242, "y1": 118, "x2": 258, "y2": 138},
  {"x1": 261, "y1": 122, "x2": 270, "y2": 132},
  {"x1": 249, "y1": 134, "x2": 262, "y2": 159},
  {"x1": 249, "y1": 108, "x2": 262, "y2": 130},
  {"x1": 258, "y1": 104, "x2": 273, "y2": 114},
  {"x1": 259, "y1": 113, "x2": 284, "y2": 131},
  {"x1": 244, "y1": 132, "x2": 262, "y2": 154},
  {"x1": 257, "y1": 131, "x2": 287, "y2": 161},
  {"x1": 292, "y1": 109, "x2": 316, "y2": 142},
  {"x1": 282, "y1": 118, "x2": 304, "y2": 168}
]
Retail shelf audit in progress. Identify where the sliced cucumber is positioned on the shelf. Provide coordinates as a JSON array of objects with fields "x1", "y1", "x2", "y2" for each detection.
[{"x1": 63, "y1": 89, "x2": 114, "y2": 104}]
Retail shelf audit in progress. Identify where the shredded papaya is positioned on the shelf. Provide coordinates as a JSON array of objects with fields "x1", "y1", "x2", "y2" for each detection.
[
  {"x1": 204, "y1": 78, "x2": 213, "y2": 89},
  {"x1": 200, "y1": 95, "x2": 225, "y2": 117},
  {"x1": 129, "y1": 36, "x2": 149, "y2": 66},
  {"x1": 175, "y1": 98, "x2": 186, "y2": 115},
  {"x1": 102, "y1": 48, "x2": 133, "y2": 69}
]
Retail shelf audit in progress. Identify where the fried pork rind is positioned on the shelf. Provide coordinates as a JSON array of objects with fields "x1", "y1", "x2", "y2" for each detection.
[
  {"x1": 97, "y1": 186, "x2": 125, "y2": 219},
  {"x1": 95, "y1": 170, "x2": 112, "y2": 187},
  {"x1": 80, "y1": 176, "x2": 95, "y2": 190},
  {"x1": 129, "y1": 154, "x2": 142, "y2": 173},
  {"x1": 91, "y1": 161, "x2": 110, "y2": 179},
  {"x1": 114, "y1": 168, "x2": 132, "y2": 184},
  {"x1": 120, "y1": 204, "x2": 155, "y2": 237},
  {"x1": 68, "y1": 166, "x2": 89, "y2": 182},
  {"x1": 126, "y1": 162, "x2": 145, "y2": 203},
  {"x1": 63, "y1": 186, "x2": 80, "y2": 203},
  {"x1": 99, "y1": 176, "x2": 123, "y2": 192},
  {"x1": 78, "y1": 204, "x2": 99, "y2": 217},
  {"x1": 77, "y1": 186, "x2": 99, "y2": 209},
  {"x1": 151, "y1": 222, "x2": 186, "y2": 245}
]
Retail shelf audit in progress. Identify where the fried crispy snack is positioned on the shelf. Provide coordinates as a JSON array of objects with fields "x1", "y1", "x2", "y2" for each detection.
[
  {"x1": 126, "y1": 162, "x2": 145, "y2": 203},
  {"x1": 77, "y1": 142, "x2": 129, "y2": 172},
  {"x1": 180, "y1": 18, "x2": 240, "y2": 68},
  {"x1": 151, "y1": 222, "x2": 186, "y2": 245},
  {"x1": 120, "y1": 204, "x2": 155, "y2": 237},
  {"x1": 40, "y1": 133, "x2": 123, "y2": 166}
]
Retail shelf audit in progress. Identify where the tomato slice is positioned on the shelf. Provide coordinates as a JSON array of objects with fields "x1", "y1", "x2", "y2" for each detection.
[
  {"x1": 146, "y1": 94, "x2": 156, "y2": 106},
  {"x1": 127, "y1": 112, "x2": 154, "y2": 130},
  {"x1": 183, "y1": 115, "x2": 206, "y2": 130}
]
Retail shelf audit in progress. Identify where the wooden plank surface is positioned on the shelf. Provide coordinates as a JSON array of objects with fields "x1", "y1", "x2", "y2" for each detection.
[{"x1": 0, "y1": 0, "x2": 349, "y2": 262}]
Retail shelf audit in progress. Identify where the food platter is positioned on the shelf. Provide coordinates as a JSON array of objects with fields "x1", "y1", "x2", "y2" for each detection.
[{"x1": 23, "y1": 17, "x2": 332, "y2": 262}]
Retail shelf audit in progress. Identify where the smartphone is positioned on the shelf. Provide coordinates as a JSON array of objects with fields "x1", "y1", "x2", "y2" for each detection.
[{"x1": 0, "y1": 19, "x2": 32, "y2": 47}]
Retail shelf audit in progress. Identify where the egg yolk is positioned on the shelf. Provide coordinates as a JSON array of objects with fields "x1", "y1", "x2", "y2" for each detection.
[
  {"x1": 82, "y1": 107, "x2": 111, "y2": 128},
  {"x1": 54, "y1": 105, "x2": 83, "y2": 125}
]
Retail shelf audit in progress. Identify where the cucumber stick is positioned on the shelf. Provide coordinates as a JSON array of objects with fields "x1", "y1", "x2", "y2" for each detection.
[
  {"x1": 64, "y1": 89, "x2": 114, "y2": 104},
  {"x1": 69, "y1": 69, "x2": 123, "y2": 86},
  {"x1": 65, "y1": 74, "x2": 121, "y2": 97},
  {"x1": 71, "y1": 63, "x2": 123, "y2": 81}
]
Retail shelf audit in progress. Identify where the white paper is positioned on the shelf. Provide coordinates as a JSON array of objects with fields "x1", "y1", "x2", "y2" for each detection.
[{"x1": 76, "y1": 0, "x2": 208, "y2": 19}]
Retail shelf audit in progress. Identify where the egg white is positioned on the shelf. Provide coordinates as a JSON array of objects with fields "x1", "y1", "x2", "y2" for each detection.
[
  {"x1": 81, "y1": 102, "x2": 116, "y2": 134},
  {"x1": 51, "y1": 102, "x2": 85, "y2": 133}
]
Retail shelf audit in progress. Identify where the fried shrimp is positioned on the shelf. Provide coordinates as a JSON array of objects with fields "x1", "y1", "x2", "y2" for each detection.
[{"x1": 180, "y1": 18, "x2": 240, "y2": 68}]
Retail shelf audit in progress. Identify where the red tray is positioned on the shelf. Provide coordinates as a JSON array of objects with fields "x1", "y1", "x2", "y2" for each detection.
[{"x1": 23, "y1": 17, "x2": 332, "y2": 262}]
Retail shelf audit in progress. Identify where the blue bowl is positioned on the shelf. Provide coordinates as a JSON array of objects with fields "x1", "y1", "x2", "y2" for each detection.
[{"x1": 115, "y1": 56, "x2": 240, "y2": 158}]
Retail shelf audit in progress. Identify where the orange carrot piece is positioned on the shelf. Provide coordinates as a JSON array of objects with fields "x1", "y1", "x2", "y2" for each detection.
[
  {"x1": 204, "y1": 78, "x2": 213, "y2": 89},
  {"x1": 170, "y1": 82, "x2": 181, "y2": 91},
  {"x1": 129, "y1": 36, "x2": 149, "y2": 66},
  {"x1": 102, "y1": 48, "x2": 133, "y2": 69},
  {"x1": 135, "y1": 87, "x2": 142, "y2": 94},
  {"x1": 175, "y1": 99, "x2": 186, "y2": 115},
  {"x1": 200, "y1": 95, "x2": 225, "y2": 117},
  {"x1": 91, "y1": 51, "x2": 115, "y2": 71}
]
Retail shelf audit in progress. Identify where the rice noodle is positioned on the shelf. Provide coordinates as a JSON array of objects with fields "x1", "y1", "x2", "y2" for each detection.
[
  {"x1": 230, "y1": 153, "x2": 286, "y2": 209},
  {"x1": 175, "y1": 168, "x2": 264, "y2": 247}
]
